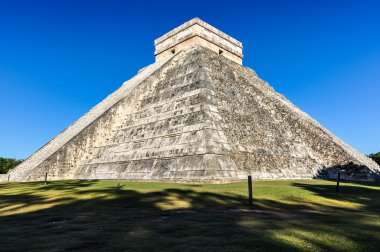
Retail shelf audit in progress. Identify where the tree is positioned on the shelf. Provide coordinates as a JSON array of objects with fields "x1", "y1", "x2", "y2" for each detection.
[
  {"x1": 368, "y1": 152, "x2": 380, "y2": 166},
  {"x1": 0, "y1": 158, "x2": 23, "y2": 174}
]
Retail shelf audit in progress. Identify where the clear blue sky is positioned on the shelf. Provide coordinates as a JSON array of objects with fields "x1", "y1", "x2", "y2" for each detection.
[{"x1": 0, "y1": 0, "x2": 379, "y2": 159}]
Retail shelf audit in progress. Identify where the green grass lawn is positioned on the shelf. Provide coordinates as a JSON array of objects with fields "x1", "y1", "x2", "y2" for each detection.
[{"x1": 0, "y1": 179, "x2": 379, "y2": 252}]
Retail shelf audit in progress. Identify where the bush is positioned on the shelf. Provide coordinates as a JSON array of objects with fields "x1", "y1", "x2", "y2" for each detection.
[
  {"x1": 368, "y1": 152, "x2": 380, "y2": 166},
  {"x1": 0, "y1": 157, "x2": 23, "y2": 174}
]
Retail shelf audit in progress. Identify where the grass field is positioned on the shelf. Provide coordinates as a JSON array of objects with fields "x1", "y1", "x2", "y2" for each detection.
[{"x1": 0, "y1": 179, "x2": 379, "y2": 251}]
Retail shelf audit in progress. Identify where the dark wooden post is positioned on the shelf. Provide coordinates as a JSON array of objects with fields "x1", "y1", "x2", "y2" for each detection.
[
  {"x1": 44, "y1": 172, "x2": 48, "y2": 185},
  {"x1": 248, "y1": 175, "x2": 253, "y2": 208},
  {"x1": 116, "y1": 164, "x2": 122, "y2": 189},
  {"x1": 336, "y1": 171, "x2": 340, "y2": 193}
]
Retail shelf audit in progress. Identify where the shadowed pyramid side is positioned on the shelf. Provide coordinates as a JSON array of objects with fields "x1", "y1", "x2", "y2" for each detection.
[{"x1": 196, "y1": 46, "x2": 379, "y2": 180}]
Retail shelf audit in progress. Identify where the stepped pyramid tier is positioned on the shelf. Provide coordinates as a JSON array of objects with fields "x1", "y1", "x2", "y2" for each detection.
[{"x1": 3, "y1": 18, "x2": 379, "y2": 183}]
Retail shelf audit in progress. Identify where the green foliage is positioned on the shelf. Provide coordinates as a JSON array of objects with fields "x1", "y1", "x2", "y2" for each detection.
[
  {"x1": 368, "y1": 152, "x2": 380, "y2": 166},
  {"x1": 0, "y1": 157, "x2": 22, "y2": 174}
]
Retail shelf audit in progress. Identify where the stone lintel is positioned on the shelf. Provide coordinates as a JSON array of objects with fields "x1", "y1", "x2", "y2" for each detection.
[{"x1": 154, "y1": 18, "x2": 243, "y2": 65}]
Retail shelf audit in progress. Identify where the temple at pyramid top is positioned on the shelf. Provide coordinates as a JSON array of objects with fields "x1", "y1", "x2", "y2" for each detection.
[{"x1": 154, "y1": 18, "x2": 243, "y2": 64}]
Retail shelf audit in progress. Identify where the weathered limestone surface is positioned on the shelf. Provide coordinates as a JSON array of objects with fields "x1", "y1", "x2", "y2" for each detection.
[
  {"x1": 6, "y1": 56, "x2": 174, "y2": 181},
  {"x1": 0, "y1": 174, "x2": 8, "y2": 182},
  {"x1": 4, "y1": 45, "x2": 379, "y2": 182}
]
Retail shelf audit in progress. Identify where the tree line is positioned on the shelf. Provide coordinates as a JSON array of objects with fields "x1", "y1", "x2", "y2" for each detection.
[
  {"x1": 0, "y1": 158, "x2": 23, "y2": 174},
  {"x1": 368, "y1": 152, "x2": 380, "y2": 166}
]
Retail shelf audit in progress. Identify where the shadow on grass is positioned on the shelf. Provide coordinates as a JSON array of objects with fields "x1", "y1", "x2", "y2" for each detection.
[
  {"x1": 40, "y1": 180, "x2": 99, "y2": 191},
  {"x1": 0, "y1": 181, "x2": 379, "y2": 251},
  {"x1": 292, "y1": 182, "x2": 380, "y2": 211}
]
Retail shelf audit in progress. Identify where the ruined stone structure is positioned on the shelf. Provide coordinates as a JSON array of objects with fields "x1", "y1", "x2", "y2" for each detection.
[{"x1": 4, "y1": 18, "x2": 379, "y2": 182}]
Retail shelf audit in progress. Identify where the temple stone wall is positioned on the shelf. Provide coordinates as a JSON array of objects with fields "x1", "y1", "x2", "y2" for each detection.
[
  {"x1": 155, "y1": 18, "x2": 243, "y2": 64},
  {"x1": 155, "y1": 36, "x2": 243, "y2": 65}
]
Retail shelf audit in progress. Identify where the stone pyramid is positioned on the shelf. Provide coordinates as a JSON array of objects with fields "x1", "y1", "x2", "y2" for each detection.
[{"x1": 6, "y1": 18, "x2": 379, "y2": 182}]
